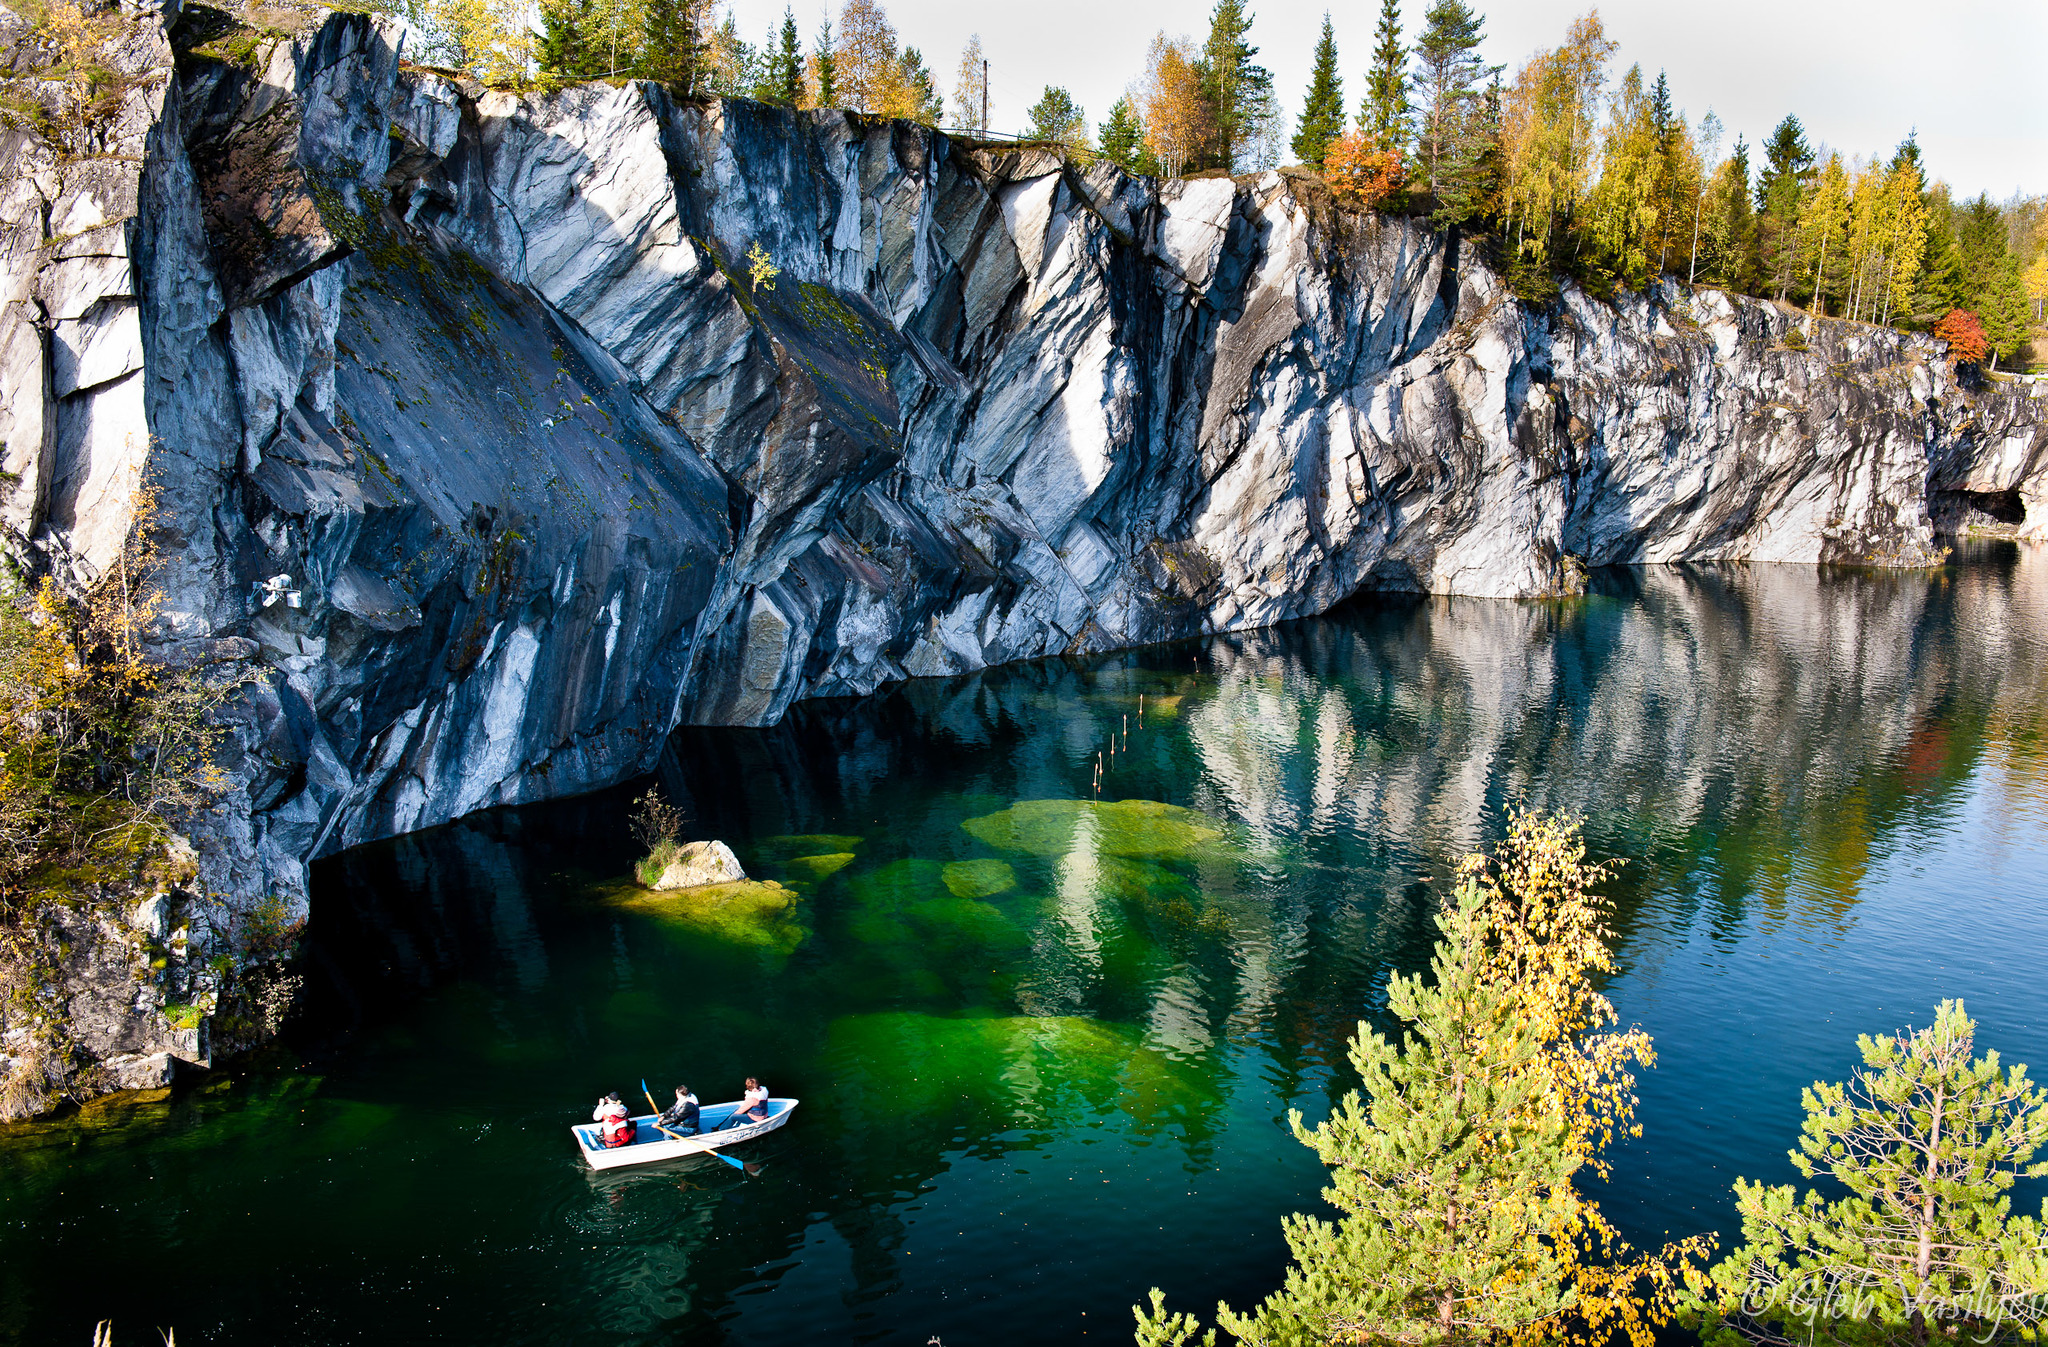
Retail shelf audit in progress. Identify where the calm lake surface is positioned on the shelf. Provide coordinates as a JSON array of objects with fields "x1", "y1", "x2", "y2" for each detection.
[{"x1": 4, "y1": 543, "x2": 2045, "y2": 1346}]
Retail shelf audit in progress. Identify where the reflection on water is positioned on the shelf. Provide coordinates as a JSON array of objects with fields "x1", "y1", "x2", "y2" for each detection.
[{"x1": 2, "y1": 543, "x2": 2044, "y2": 1346}]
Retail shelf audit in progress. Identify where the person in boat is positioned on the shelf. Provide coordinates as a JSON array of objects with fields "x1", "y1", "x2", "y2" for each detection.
[
  {"x1": 739, "y1": 1077, "x2": 769, "y2": 1124},
  {"x1": 658, "y1": 1085, "x2": 701, "y2": 1136},
  {"x1": 592, "y1": 1092, "x2": 637, "y2": 1148}
]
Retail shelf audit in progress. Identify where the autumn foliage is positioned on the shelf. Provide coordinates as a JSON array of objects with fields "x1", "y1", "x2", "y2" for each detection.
[
  {"x1": 1322, "y1": 135, "x2": 1407, "y2": 210},
  {"x1": 1933, "y1": 308, "x2": 1991, "y2": 367}
]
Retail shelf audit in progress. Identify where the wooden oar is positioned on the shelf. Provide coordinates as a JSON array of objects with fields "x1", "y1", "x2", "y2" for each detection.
[
  {"x1": 640, "y1": 1080, "x2": 686, "y2": 1141},
  {"x1": 644, "y1": 1078, "x2": 748, "y2": 1171}
]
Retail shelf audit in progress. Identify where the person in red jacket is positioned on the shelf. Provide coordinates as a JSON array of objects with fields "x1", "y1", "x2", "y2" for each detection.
[{"x1": 592, "y1": 1092, "x2": 637, "y2": 1147}]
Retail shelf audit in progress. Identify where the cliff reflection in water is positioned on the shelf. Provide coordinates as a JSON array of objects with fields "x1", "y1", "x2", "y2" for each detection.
[{"x1": 35, "y1": 540, "x2": 2032, "y2": 1347}]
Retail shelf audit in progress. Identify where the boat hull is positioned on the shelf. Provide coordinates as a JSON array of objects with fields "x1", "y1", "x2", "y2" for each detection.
[{"x1": 572, "y1": 1098, "x2": 796, "y2": 1171}]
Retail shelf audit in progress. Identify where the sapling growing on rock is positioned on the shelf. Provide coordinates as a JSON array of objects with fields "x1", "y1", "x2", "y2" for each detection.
[{"x1": 630, "y1": 787, "x2": 690, "y2": 886}]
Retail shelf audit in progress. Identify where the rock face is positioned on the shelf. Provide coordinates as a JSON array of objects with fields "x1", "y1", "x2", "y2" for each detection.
[
  {"x1": 1, "y1": 7, "x2": 2043, "y2": 1105},
  {"x1": 651, "y1": 840, "x2": 746, "y2": 890}
]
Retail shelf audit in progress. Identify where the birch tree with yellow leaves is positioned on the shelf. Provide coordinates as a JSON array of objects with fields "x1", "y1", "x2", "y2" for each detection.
[{"x1": 1136, "y1": 811, "x2": 1710, "y2": 1347}]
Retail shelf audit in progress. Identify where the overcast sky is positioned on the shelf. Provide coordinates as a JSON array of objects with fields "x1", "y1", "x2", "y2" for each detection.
[{"x1": 716, "y1": 0, "x2": 2046, "y2": 201}]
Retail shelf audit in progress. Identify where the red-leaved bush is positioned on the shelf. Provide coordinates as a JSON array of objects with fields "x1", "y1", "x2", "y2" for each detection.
[
  {"x1": 1933, "y1": 308, "x2": 1990, "y2": 367},
  {"x1": 1323, "y1": 136, "x2": 1406, "y2": 210}
]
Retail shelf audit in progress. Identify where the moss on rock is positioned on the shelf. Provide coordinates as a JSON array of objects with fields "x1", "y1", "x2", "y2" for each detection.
[{"x1": 961, "y1": 799, "x2": 1226, "y2": 860}]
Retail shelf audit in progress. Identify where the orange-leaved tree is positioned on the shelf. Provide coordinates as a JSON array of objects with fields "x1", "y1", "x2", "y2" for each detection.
[
  {"x1": 1323, "y1": 134, "x2": 1407, "y2": 209},
  {"x1": 1933, "y1": 308, "x2": 1990, "y2": 368}
]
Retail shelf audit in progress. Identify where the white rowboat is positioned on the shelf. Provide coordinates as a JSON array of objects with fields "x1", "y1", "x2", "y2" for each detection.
[{"x1": 571, "y1": 1097, "x2": 797, "y2": 1171}]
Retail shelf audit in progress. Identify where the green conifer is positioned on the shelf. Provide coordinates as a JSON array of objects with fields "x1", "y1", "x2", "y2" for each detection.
[
  {"x1": 763, "y1": 7, "x2": 801, "y2": 106},
  {"x1": 537, "y1": 0, "x2": 604, "y2": 78},
  {"x1": 1099, "y1": 96, "x2": 1158, "y2": 177},
  {"x1": 636, "y1": 0, "x2": 696, "y2": 88},
  {"x1": 1692, "y1": 1001, "x2": 2048, "y2": 1346},
  {"x1": 1360, "y1": 0, "x2": 1407, "y2": 152},
  {"x1": 813, "y1": 17, "x2": 836, "y2": 108},
  {"x1": 1291, "y1": 14, "x2": 1344, "y2": 170},
  {"x1": 1197, "y1": 0, "x2": 1268, "y2": 172},
  {"x1": 1201, "y1": 878, "x2": 1580, "y2": 1343},
  {"x1": 1410, "y1": 0, "x2": 1494, "y2": 220},
  {"x1": 899, "y1": 47, "x2": 944, "y2": 125}
]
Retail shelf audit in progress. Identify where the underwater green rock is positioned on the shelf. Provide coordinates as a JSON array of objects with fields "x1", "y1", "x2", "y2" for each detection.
[
  {"x1": 961, "y1": 799, "x2": 1226, "y2": 860},
  {"x1": 820, "y1": 1011, "x2": 1221, "y2": 1134},
  {"x1": 942, "y1": 858, "x2": 1017, "y2": 898},
  {"x1": 783, "y1": 852, "x2": 857, "y2": 884},
  {"x1": 753, "y1": 833, "x2": 863, "y2": 860},
  {"x1": 599, "y1": 879, "x2": 807, "y2": 956},
  {"x1": 844, "y1": 860, "x2": 1029, "y2": 956}
]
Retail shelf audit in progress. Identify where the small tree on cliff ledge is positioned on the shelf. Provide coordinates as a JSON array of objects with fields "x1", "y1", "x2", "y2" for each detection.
[
  {"x1": 1933, "y1": 308, "x2": 1991, "y2": 370},
  {"x1": 1136, "y1": 812, "x2": 1707, "y2": 1347}
]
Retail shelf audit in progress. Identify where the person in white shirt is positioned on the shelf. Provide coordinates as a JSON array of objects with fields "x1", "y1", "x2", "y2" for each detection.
[{"x1": 592, "y1": 1092, "x2": 636, "y2": 1147}]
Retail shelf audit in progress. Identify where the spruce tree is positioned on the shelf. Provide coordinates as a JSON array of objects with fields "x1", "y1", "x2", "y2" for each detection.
[
  {"x1": 762, "y1": 7, "x2": 800, "y2": 106},
  {"x1": 1756, "y1": 114, "x2": 1812, "y2": 300},
  {"x1": 1291, "y1": 14, "x2": 1344, "y2": 171},
  {"x1": 1360, "y1": 0, "x2": 1407, "y2": 153},
  {"x1": 1100, "y1": 96, "x2": 1158, "y2": 176},
  {"x1": 1692, "y1": 1001, "x2": 2048, "y2": 1346},
  {"x1": 536, "y1": 0, "x2": 601, "y2": 78},
  {"x1": 812, "y1": 17, "x2": 836, "y2": 108},
  {"x1": 637, "y1": 0, "x2": 696, "y2": 89}
]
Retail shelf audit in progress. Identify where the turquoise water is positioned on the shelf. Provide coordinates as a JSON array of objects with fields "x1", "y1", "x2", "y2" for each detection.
[{"x1": 3, "y1": 544, "x2": 2044, "y2": 1345}]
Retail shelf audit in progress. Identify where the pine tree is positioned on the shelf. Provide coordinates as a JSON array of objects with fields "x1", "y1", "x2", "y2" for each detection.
[
  {"x1": 1100, "y1": 95, "x2": 1158, "y2": 176},
  {"x1": 1196, "y1": 0, "x2": 1269, "y2": 173},
  {"x1": 1291, "y1": 14, "x2": 1344, "y2": 170},
  {"x1": 1200, "y1": 878, "x2": 1580, "y2": 1345},
  {"x1": 1691, "y1": 1001, "x2": 2048, "y2": 1346},
  {"x1": 761, "y1": 7, "x2": 800, "y2": 106},
  {"x1": 897, "y1": 47, "x2": 943, "y2": 125},
  {"x1": 1410, "y1": 0, "x2": 1496, "y2": 223},
  {"x1": 1360, "y1": 0, "x2": 1408, "y2": 153},
  {"x1": 1027, "y1": 85, "x2": 1086, "y2": 149}
]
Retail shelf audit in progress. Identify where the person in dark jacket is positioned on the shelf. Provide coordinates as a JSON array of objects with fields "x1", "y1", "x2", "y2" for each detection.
[{"x1": 658, "y1": 1085, "x2": 700, "y2": 1136}]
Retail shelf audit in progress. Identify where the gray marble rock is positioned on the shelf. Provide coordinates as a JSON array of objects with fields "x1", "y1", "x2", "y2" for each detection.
[{"x1": 1, "y1": 7, "x2": 2043, "y2": 1113}]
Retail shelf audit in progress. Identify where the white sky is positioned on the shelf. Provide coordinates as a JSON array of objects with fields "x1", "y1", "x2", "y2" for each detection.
[{"x1": 715, "y1": 0, "x2": 2046, "y2": 201}]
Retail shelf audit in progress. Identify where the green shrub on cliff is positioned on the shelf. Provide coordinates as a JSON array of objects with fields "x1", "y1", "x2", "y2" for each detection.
[{"x1": 0, "y1": 486, "x2": 244, "y2": 1107}]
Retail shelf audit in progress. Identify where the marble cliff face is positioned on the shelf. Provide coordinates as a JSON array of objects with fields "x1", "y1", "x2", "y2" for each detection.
[{"x1": 1, "y1": 7, "x2": 2043, "y2": 1097}]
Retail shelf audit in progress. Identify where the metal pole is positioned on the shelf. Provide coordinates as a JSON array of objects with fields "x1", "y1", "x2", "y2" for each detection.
[{"x1": 981, "y1": 58, "x2": 988, "y2": 133}]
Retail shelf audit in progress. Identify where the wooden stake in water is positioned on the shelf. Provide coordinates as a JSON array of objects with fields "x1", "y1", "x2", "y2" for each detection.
[{"x1": 1122, "y1": 714, "x2": 1128, "y2": 749}]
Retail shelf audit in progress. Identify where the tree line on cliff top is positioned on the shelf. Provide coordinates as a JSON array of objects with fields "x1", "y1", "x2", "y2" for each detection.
[{"x1": 382, "y1": 0, "x2": 2044, "y2": 364}]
